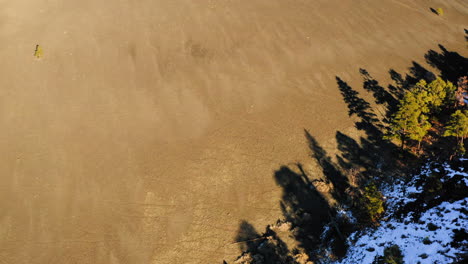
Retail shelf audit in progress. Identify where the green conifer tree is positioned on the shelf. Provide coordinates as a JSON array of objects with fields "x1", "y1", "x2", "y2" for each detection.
[
  {"x1": 444, "y1": 110, "x2": 468, "y2": 154},
  {"x1": 424, "y1": 78, "x2": 456, "y2": 113},
  {"x1": 386, "y1": 87, "x2": 431, "y2": 149},
  {"x1": 361, "y1": 183, "x2": 384, "y2": 223}
]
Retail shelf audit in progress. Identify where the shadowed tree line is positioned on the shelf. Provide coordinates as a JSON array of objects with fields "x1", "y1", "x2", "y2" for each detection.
[
  {"x1": 360, "y1": 68, "x2": 398, "y2": 110},
  {"x1": 229, "y1": 43, "x2": 467, "y2": 263},
  {"x1": 388, "y1": 44, "x2": 467, "y2": 102},
  {"x1": 232, "y1": 164, "x2": 349, "y2": 263},
  {"x1": 334, "y1": 75, "x2": 398, "y2": 177},
  {"x1": 425, "y1": 44, "x2": 468, "y2": 84}
]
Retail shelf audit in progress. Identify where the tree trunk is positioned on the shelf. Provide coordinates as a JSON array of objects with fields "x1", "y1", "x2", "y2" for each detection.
[{"x1": 460, "y1": 137, "x2": 465, "y2": 154}]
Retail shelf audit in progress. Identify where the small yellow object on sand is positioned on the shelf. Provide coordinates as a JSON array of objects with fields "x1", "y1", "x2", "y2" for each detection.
[{"x1": 34, "y1": 45, "x2": 43, "y2": 58}]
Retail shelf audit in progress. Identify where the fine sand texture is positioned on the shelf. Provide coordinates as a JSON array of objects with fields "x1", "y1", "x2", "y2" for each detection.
[{"x1": 0, "y1": 0, "x2": 467, "y2": 263}]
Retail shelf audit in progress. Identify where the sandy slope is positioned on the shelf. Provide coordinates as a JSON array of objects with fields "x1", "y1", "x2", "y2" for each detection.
[{"x1": 0, "y1": 0, "x2": 466, "y2": 263}]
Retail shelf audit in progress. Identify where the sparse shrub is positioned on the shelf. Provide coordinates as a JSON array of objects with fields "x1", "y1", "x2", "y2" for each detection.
[
  {"x1": 427, "y1": 223, "x2": 438, "y2": 231},
  {"x1": 422, "y1": 237, "x2": 432, "y2": 245},
  {"x1": 450, "y1": 228, "x2": 468, "y2": 248},
  {"x1": 34, "y1": 45, "x2": 43, "y2": 58},
  {"x1": 424, "y1": 173, "x2": 443, "y2": 194},
  {"x1": 373, "y1": 244, "x2": 404, "y2": 264}
]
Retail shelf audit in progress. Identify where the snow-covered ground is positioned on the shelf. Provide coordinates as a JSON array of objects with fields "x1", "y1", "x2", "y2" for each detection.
[{"x1": 336, "y1": 161, "x2": 468, "y2": 264}]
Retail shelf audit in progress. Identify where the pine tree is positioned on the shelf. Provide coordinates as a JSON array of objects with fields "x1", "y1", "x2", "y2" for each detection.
[
  {"x1": 386, "y1": 87, "x2": 431, "y2": 149},
  {"x1": 361, "y1": 184, "x2": 384, "y2": 223},
  {"x1": 443, "y1": 110, "x2": 468, "y2": 154},
  {"x1": 425, "y1": 78, "x2": 456, "y2": 113}
]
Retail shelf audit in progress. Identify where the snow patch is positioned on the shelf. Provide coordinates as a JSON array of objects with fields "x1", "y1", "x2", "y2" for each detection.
[{"x1": 334, "y1": 161, "x2": 467, "y2": 264}]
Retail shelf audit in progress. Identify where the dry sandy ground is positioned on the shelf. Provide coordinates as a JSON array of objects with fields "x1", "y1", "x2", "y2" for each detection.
[{"x1": 0, "y1": 0, "x2": 467, "y2": 263}]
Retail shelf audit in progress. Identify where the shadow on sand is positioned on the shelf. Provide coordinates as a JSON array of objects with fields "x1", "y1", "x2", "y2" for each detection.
[
  {"x1": 230, "y1": 43, "x2": 467, "y2": 263},
  {"x1": 233, "y1": 220, "x2": 293, "y2": 263}
]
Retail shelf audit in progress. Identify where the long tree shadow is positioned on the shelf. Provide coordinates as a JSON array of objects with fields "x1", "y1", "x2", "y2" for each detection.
[
  {"x1": 234, "y1": 220, "x2": 293, "y2": 263},
  {"x1": 409, "y1": 61, "x2": 436, "y2": 82},
  {"x1": 301, "y1": 132, "x2": 360, "y2": 258},
  {"x1": 334, "y1": 75, "x2": 405, "y2": 190},
  {"x1": 335, "y1": 76, "x2": 384, "y2": 142},
  {"x1": 304, "y1": 130, "x2": 348, "y2": 201},
  {"x1": 425, "y1": 44, "x2": 468, "y2": 83},
  {"x1": 335, "y1": 76, "x2": 376, "y2": 122},
  {"x1": 360, "y1": 68, "x2": 397, "y2": 107},
  {"x1": 275, "y1": 165, "x2": 332, "y2": 237},
  {"x1": 235, "y1": 221, "x2": 264, "y2": 253},
  {"x1": 387, "y1": 61, "x2": 436, "y2": 101},
  {"x1": 232, "y1": 163, "x2": 340, "y2": 263},
  {"x1": 274, "y1": 164, "x2": 351, "y2": 260},
  {"x1": 335, "y1": 131, "x2": 373, "y2": 174},
  {"x1": 359, "y1": 68, "x2": 398, "y2": 123},
  {"x1": 388, "y1": 68, "x2": 408, "y2": 99}
]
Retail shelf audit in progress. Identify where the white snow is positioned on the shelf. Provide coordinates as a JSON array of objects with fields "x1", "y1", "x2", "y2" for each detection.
[
  {"x1": 336, "y1": 205, "x2": 358, "y2": 225},
  {"x1": 442, "y1": 163, "x2": 468, "y2": 186},
  {"x1": 334, "y1": 161, "x2": 467, "y2": 264}
]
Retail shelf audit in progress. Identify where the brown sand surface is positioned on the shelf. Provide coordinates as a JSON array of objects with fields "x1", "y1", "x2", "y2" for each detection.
[{"x1": 0, "y1": 0, "x2": 467, "y2": 263}]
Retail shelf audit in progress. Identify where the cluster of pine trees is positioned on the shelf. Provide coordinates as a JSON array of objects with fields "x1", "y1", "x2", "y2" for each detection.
[{"x1": 385, "y1": 76, "x2": 468, "y2": 154}]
